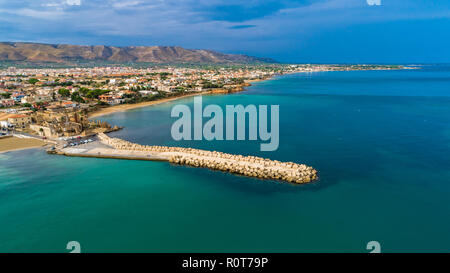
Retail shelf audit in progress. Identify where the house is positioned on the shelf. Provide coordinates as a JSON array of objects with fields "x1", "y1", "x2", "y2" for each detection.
[
  {"x1": 0, "y1": 120, "x2": 12, "y2": 128},
  {"x1": 99, "y1": 94, "x2": 124, "y2": 105},
  {"x1": 99, "y1": 94, "x2": 114, "y2": 104},
  {"x1": 33, "y1": 95, "x2": 52, "y2": 103},
  {"x1": 0, "y1": 99, "x2": 15, "y2": 107},
  {"x1": 21, "y1": 96, "x2": 32, "y2": 104},
  {"x1": 62, "y1": 101, "x2": 78, "y2": 108},
  {"x1": 11, "y1": 92, "x2": 26, "y2": 102},
  {"x1": 139, "y1": 90, "x2": 158, "y2": 96},
  {"x1": 7, "y1": 114, "x2": 32, "y2": 128},
  {"x1": 157, "y1": 84, "x2": 171, "y2": 92}
]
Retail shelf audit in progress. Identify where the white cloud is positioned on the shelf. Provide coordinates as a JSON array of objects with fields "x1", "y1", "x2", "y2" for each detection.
[
  {"x1": 66, "y1": 0, "x2": 81, "y2": 6},
  {"x1": 112, "y1": 1, "x2": 142, "y2": 9},
  {"x1": 0, "y1": 8, "x2": 65, "y2": 19}
]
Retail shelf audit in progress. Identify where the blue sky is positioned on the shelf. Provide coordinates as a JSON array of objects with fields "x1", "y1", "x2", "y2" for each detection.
[{"x1": 0, "y1": 0, "x2": 449, "y2": 63}]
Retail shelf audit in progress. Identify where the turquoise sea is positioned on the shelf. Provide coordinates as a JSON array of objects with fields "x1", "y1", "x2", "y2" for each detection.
[{"x1": 1, "y1": 65, "x2": 450, "y2": 252}]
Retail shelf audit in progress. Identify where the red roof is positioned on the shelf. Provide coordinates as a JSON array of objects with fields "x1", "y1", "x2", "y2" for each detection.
[{"x1": 8, "y1": 114, "x2": 29, "y2": 119}]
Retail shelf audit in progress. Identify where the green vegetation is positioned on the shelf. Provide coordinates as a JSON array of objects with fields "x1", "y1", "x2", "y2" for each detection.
[
  {"x1": 159, "y1": 72, "x2": 172, "y2": 80},
  {"x1": 173, "y1": 86, "x2": 186, "y2": 92},
  {"x1": 0, "y1": 93, "x2": 11, "y2": 99},
  {"x1": 79, "y1": 80, "x2": 94, "y2": 85},
  {"x1": 78, "y1": 87, "x2": 91, "y2": 95},
  {"x1": 28, "y1": 78, "x2": 39, "y2": 85},
  {"x1": 58, "y1": 88, "x2": 71, "y2": 97},
  {"x1": 230, "y1": 78, "x2": 245, "y2": 84},
  {"x1": 201, "y1": 80, "x2": 223, "y2": 89},
  {"x1": 43, "y1": 81, "x2": 73, "y2": 87},
  {"x1": 86, "y1": 89, "x2": 110, "y2": 99},
  {"x1": 71, "y1": 92, "x2": 85, "y2": 103}
]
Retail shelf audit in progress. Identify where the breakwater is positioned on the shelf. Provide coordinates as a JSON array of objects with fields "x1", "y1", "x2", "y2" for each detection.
[{"x1": 95, "y1": 133, "x2": 318, "y2": 184}]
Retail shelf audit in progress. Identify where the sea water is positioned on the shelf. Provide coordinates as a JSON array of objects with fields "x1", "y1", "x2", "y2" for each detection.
[{"x1": 1, "y1": 65, "x2": 450, "y2": 252}]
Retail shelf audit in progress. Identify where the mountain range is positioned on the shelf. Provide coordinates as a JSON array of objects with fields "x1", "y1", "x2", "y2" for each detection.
[{"x1": 0, "y1": 42, "x2": 275, "y2": 64}]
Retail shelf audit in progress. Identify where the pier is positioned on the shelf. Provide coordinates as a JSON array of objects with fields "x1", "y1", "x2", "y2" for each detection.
[{"x1": 55, "y1": 133, "x2": 318, "y2": 184}]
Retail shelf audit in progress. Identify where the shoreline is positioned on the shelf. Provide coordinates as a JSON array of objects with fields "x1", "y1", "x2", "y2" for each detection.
[
  {"x1": 88, "y1": 91, "x2": 215, "y2": 119},
  {"x1": 87, "y1": 77, "x2": 272, "y2": 119},
  {"x1": 0, "y1": 136, "x2": 47, "y2": 154},
  {"x1": 88, "y1": 66, "x2": 410, "y2": 119},
  {"x1": 0, "y1": 145, "x2": 46, "y2": 154}
]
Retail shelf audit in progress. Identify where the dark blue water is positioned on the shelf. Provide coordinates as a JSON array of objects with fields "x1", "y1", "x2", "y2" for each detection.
[{"x1": 1, "y1": 65, "x2": 449, "y2": 252}]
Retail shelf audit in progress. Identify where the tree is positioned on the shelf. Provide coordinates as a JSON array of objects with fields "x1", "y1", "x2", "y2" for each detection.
[
  {"x1": 0, "y1": 93, "x2": 11, "y2": 99},
  {"x1": 28, "y1": 78, "x2": 39, "y2": 85},
  {"x1": 58, "y1": 88, "x2": 71, "y2": 97},
  {"x1": 86, "y1": 89, "x2": 109, "y2": 99},
  {"x1": 71, "y1": 92, "x2": 85, "y2": 103},
  {"x1": 78, "y1": 87, "x2": 90, "y2": 95}
]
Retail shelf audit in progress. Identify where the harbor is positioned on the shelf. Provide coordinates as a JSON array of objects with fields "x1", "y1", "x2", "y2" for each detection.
[{"x1": 51, "y1": 133, "x2": 319, "y2": 184}]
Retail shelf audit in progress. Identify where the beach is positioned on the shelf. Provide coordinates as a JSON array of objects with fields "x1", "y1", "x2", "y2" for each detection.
[
  {"x1": 88, "y1": 80, "x2": 266, "y2": 119},
  {"x1": 0, "y1": 136, "x2": 46, "y2": 154},
  {"x1": 89, "y1": 91, "x2": 214, "y2": 118}
]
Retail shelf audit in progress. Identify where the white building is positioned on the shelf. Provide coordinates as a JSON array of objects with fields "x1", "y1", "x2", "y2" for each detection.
[
  {"x1": 139, "y1": 90, "x2": 158, "y2": 96},
  {"x1": 0, "y1": 120, "x2": 11, "y2": 128}
]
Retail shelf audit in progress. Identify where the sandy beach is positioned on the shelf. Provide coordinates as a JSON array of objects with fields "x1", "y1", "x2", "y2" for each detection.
[
  {"x1": 0, "y1": 136, "x2": 46, "y2": 154},
  {"x1": 89, "y1": 91, "x2": 214, "y2": 118},
  {"x1": 87, "y1": 79, "x2": 268, "y2": 119}
]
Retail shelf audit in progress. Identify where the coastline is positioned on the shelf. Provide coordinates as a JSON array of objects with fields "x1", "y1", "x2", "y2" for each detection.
[
  {"x1": 88, "y1": 91, "x2": 214, "y2": 119},
  {"x1": 88, "y1": 79, "x2": 267, "y2": 119},
  {"x1": 87, "y1": 66, "x2": 409, "y2": 119},
  {"x1": 0, "y1": 136, "x2": 47, "y2": 154}
]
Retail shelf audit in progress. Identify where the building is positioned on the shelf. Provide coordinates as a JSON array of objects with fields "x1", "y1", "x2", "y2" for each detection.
[
  {"x1": 139, "y1": 90, "x2": 158, "y2": 96},
  {"x1": 7, "y1": 114, "x2": 32, "y2": 128},
  {"x1": 99, "y1": 94, "x2": 114, "y2": 104},
  {"x1": 0, "y1": 120, "x2": 12, "y2": 128},
  {"x1": 11, "y1": 92, "x2": 25, "y2": 102},
  {"x1": 157, "y1": 84, "x2": 171, "y2": 92},
  {"x1": 61, "y1": 101, "x2": 78, "y2": 108},
  {"x1": 21, "y1": 95, "x2": 52, "y2": 104},
  {"x1": 30, "y1": 124, "x2": 55, "y2": 137},
  {"x1": 0, "y1": 99, "x2": 15, "y2": 107},
  {"x1": 99, "y1": 94, "x2": 124, "y2": 105}
]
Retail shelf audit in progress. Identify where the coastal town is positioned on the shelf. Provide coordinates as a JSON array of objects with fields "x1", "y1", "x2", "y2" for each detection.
[
  {"x1": 0, "y1": 63, "x2": 405, "y2": 140},
  {"x1": 0, "y1": 63, "x2": 405, "y2": 183},
  {"x1": 0, "y1": 63, "x2": 404, "y2": 150}
]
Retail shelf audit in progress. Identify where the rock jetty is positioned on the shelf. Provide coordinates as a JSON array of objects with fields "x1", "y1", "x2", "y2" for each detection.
[{"x1": 97, "y1": 133, "x2": 318, "y2": 184}]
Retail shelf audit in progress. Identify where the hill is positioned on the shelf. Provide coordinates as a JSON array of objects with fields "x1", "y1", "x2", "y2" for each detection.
[{"x1": 0, "y1": 42, "x2": 275, "y2": 64}]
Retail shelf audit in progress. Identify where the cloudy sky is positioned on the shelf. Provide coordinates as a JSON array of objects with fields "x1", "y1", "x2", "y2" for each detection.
[{"x1": 0, "y1": 0, "x2": 449, "y2": 63}]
